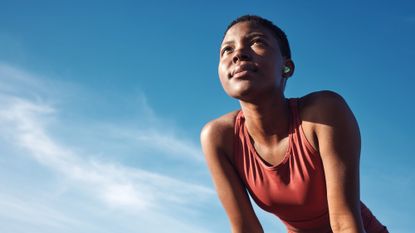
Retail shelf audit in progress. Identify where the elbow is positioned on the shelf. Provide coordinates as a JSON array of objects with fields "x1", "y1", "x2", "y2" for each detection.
[
  {"x1": 330, "y1": 218, "x2": 365, "y2": 233},
  {"x1": 329, "y1": 211, "x2": 365, "y2": 233},
  {"x1": 330, "y1": 225, "x2": 362, "y2": 233}
]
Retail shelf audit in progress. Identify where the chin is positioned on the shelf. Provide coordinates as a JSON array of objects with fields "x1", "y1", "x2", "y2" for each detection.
[
  {"x1": 228, "y1": 84, "x2": 279, "y2": 102},
  {"x1": 227, "y1": 86, "x2": 259, "y2": 101}
]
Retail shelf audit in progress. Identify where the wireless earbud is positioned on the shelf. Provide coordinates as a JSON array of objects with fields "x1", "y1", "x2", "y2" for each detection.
[{"x1": 283, "y1": 66, "x2": 291, "y2": 74}]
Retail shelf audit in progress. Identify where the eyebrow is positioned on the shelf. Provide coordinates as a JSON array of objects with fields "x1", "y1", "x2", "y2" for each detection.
[
  {"x1": 221, "y1": 32, "x2": 269, "y2": 47},
  {"x1": 246, "y1": 32, "x2": 268, "y2": 38}
]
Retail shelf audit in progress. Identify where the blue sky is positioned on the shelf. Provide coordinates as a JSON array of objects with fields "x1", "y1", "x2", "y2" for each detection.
[{"x1": 0, "y1": 0, "x2": 414, "y2": 232}]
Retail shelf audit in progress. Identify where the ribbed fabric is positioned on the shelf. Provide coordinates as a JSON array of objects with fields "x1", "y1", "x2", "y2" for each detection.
[{"x1": 233, "y1": 98, "x2": 388, "y2": 233}]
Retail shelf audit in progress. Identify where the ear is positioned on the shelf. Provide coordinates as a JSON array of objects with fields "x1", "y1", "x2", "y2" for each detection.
[{"x1": 282, "y1": 59, "x2": 295, "y2": 78}]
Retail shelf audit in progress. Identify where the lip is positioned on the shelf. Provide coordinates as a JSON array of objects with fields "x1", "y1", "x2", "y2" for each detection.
[
  {"x1": 231, "y1": 63, "x2": 257, "y2": 78},
  {"x1": 232, "y1": 70, "x2": 252, "y2": 79}
]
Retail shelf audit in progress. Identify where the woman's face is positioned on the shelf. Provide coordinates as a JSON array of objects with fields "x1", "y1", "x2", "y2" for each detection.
[{"x1": 218, "y1": 21, "x2": 286, "y2": 101}]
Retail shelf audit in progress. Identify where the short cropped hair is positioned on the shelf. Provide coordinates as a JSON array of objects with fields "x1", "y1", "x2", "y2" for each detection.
[{"x1": 224, "y1": 15, "x2": 291, "y2": 59}]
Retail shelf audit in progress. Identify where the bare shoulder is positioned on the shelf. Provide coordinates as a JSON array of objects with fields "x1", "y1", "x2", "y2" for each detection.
[
  {"x1": 297, "y1": 91, "x2": 355, "y2": 151},
  {"x1": 201, "y1": 110, "x2": 264, "y2": 231},
  {"x1": 299, "y1": 90, "x2": 351, "y2": 123},
  {"x1": 200, "y1": 110, "x2": 240, "y2": 161},
  {"x1": 200, "y1": 110, "x2": 240, "y2": 139}
]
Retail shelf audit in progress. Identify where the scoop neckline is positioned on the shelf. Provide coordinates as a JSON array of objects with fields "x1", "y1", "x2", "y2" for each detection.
[{"x1": 241, "y1": 107, "x2": 293, "y2": 171}]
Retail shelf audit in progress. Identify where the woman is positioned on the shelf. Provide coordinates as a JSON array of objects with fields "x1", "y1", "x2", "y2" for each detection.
[{"x1": 200, "y1": 15, "x2": 388, "y2": 233}]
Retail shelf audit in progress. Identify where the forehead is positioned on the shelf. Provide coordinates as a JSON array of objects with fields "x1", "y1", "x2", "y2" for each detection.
[{"x1": 222, "y1": 21, "x2": 275, "y2": 45}]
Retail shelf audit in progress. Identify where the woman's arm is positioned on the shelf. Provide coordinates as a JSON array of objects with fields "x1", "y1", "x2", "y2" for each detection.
[
  {"x1": 201, "y1": 118, "x2": 263, "y2": 233},
  {"x1": 311, "y1": 91, "x2": 365, "y2": 233}
]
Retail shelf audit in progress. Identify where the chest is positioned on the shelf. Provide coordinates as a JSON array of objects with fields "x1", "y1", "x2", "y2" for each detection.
[
  {"x1": 250, "y1": 136, "x2": 290, "y2": 167},
  {"x1": 235, "y1": 134, "x2": 328, "y2": 220}
]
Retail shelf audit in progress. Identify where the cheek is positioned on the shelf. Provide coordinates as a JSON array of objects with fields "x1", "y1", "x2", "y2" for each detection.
[
  {"x1": 218, "y1": 62, "x2": 236, "y2": 96},
  {"x1": 218, "y1": 62, "x2": 229, "y2": 82},
  {"x1": 262, "y1": 56, "x2": 282, "y2": 77}
]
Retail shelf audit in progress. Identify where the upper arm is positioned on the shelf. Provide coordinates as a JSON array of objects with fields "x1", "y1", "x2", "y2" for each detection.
[
  {"x1": 200, "y1": 119, "x2": 263, "y2": 233},
  {"x1": 310, "y1": 91, "x2": 364, "y2": 233}
]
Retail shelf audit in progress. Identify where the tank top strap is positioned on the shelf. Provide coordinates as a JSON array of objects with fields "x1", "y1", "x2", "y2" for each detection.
[
  {"x1": 234, "y1": 110, "x2": 244, "y2": 135},
  {"x1": 233, "y1": 110, "x2": 245, "y2": 164}
]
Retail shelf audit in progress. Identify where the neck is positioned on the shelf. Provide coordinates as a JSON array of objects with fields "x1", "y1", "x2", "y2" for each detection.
[{"x1": 240, "y1": 92, "x2": 290, "y2": 145}]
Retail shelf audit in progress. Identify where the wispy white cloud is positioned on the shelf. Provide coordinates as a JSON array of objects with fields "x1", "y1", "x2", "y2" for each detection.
[
  {"x1": 0, "y1": 194, "x2": 87, "y2": 229},
  {"x1": 105, "y1": 126, "x2": 205, "y2": 161},
  {"x1": 0, "y1": 63, "x2": 215, "y2": 233},
  {"x1": 0, "y1": 77, "x2": 213, "y2": 211},
  {"x1": 0, "y1": 63, "x2": 63, "y2": 103}
]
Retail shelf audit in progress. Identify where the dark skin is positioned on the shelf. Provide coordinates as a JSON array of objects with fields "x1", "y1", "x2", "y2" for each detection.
[{"x1": 201, "y1": 21, "x2": 365, "y2": 233}]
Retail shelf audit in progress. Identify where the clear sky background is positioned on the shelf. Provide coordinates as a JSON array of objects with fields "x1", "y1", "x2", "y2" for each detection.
[{"x1": 0, "y1": 1, "x2": 414, "y2": 232}]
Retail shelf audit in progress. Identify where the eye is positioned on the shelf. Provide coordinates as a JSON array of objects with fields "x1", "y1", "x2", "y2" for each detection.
[
  {"x1": 221, "y1": 46, "x2": 234, "y2": 56},
  {"x1": 251, "y1": 38, "x2": 267, "y2": 47}
]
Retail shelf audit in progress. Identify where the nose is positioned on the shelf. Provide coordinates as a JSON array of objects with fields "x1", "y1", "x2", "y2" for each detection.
[{"x1": 232, "y1": 48, "x2": 252, "y2": 63}]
